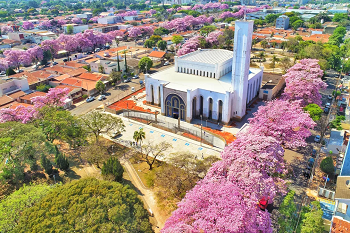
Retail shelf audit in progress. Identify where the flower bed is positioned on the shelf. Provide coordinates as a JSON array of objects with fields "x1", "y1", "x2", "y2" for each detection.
[
  {"x1": 109, "y1": 87, "x2": 155, "y2": 113},
  {"x1": 201, "y1": 126, "x2": 236, "y2": 144},
  {"x1": 183, "y1": 132, "x2": 201, "y2": 141}
]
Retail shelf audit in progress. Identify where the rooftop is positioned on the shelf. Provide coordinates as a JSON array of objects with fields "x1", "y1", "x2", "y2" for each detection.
[
  {"x1": 6, "y1": 90, "x2": 26, "y2": 99},
  {"x1": 178, "y1": 49, "x2": 233, "y2": 65},
  {"x1": 340, "y1": 141, "x2": 350, "y2": 176},
  {"x1": 150, "y1": 66, "x2": 261, "y2": 94},
  {"x1": 149, "y1": 51, "x2": 166, "y2": 58},
  {"x1": 0, "y1": 95, "x2": 14, "y2": 106},
  {"x1": 261, "y1": 72, "x2": 284, "y2": 90}
]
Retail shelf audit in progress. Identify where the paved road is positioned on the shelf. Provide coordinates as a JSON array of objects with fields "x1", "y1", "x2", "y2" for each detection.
[{"x1": 69, "y1": 78, "x2": 144, "y2": 116}]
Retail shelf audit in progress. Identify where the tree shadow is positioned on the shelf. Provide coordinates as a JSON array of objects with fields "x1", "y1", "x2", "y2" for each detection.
[
  {"x1": 116, "y1": 85, "x2": 130, "y2": 91},
  {"x1": 122, "y1": 178, "x2": 143, "y2": 196},
  {"x1": 65, "y1": 169, "x2": 82, "y2": 180}
]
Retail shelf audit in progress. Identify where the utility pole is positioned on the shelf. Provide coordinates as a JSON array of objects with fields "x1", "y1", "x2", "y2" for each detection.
[{"x1": 200, "y1": 115, "x2": 203, "y2": 146}]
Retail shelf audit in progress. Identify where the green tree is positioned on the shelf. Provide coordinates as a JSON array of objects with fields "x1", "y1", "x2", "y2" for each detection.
[
  {"x1": 260, "y1": 40, "x2": 268, "y2": 49},
  {"x1": 258, "y1": 51, "x2": 265, "y2": 66},
  {"x1": 157, "y1": 40, "x2": 167, "y2": 51},
  {"x1": 15, "y1": 178, "x2": 153, "y2": 232},
  {"x1": 133, "y1": 128, "x2": 146, "y2": 149},
  {"x1": 320, "y1": 156, "x2": 335, "y2": 175},
  {"x1": 332, "y1": 13, "x2": 348, "y2": 22},
  {"x1": 270, "y1": 55, "x2": 280, "y2": 72},
  {"x1": 82, "y1": 65, "x2": 91, "y2": 72},
  {"x1": 138, "y1": 57, "x2": 153, "y2": 73},
  {"x1": 95, "y1": 80, "x2": 105, "y2": 94},
  {"x1": 98, "y1": 65, "x2": 105, "y2": 74},
  {"x1": 278, "y1": 190, "x2": 297, "y2": 232},
  {"x1": 279, "y1": 56, "x2": 292, "y2": 73},
  {"x1": 200, "y1": 25, "x2": 216, "y2": 37},
  {"x1": 299, "y1": 201, "x2": 324, "y2": 233},
  {"x1": 0, "y1": 184, "x2": 54, "y2": 232},
  {"x1": 6, "y1": 67, "x2": 16, "y2": 76},
  {"x1": 80, "y1": 111, "x2": 125, "y2": 142},
  {"x1": 149, "y1": 35, "x2": 162, "y2": 43},
  {"x1": 55, "y1": 152, "x2": 69, "y2": 171},
  {"x1": 109, "y1": 70, "x2": 122, "y2": 84},
  {"x1": 153, "y1": 27, "x2": 169, "y2": 36},
  {"x1": 144, "y1": 39, "x2": 155, "y2": 48},
  {"x1": 66, "y1": 25, "x2": 73, "y2": 34},
  {"x1": 102, "y1": 157, "x2": 124, "y2": 182},
  {"x1": 330, "y1": 115, "x2": 345, "y2": 130},
  {"x1": 0, "y1": 122, "x2": 49, "y2": 185},
  {"x1": 292, "y1": 20, "x2": 304, "y2": 30},
  {"x1": 171, "y1": 35, "x2": 183, "y2": 45},
  {"x1": 303, "y1": 104, "x2": 323, "y2": 121},
  {"x1": 36, "y1": 83, "x2": 51, "y2": 92},
  {"x1": 40, "y1": 154, "x2": 53, "y2": 175}
]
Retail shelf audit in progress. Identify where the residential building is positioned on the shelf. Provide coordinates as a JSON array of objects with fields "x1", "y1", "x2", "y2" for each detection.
[
  {"x1": 259, "y1": 73, "x2": 285, "y2": 101},
  {"x1": 92, "y1": 24, "x2": 120, "y2": 33},
  {"x1": 99, "y1": 12, "x2": 114, "y2": 17},
  {"x1": 148, "y1": 51, "x2": 166, "y2": 62},
  {"x1": 298, "y1": 0, "x2": 310, "y2": 5},
  {"x1": 76, "y1": 13, "x2": 93, "y2": 20},
  {"x1": 145, "y1": 20, "x2": 263, "y2": 123},
  {"x1": 0, "y1": 76, "x2": 29, "y2": 97},
  {"x1": 9, "y1": 70, "x2": 55, "y2": 90},
  {"x1": 19, "y1": 91, "x2": 46, "y2": 105},
  {"x1": 97, "y1": 16, "x2": 122, "y2": 25},
  {"x1": 276, "y1": 15, "x2": 289, "y2": 30},
  {"x1": 89, "y1": 58, "x2": 125, "y2": 74},
  {"x1": 0, "y1": 39, "x2": 21, "y2": 49},
  {"x1": 63, "y1": 24, "x2": 89, "y2": 34}
]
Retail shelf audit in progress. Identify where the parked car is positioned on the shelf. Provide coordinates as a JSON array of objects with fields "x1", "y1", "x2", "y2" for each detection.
[
  {"x1": 98, "y1": 95, "x2": 106, "y2": 101},
  {"x1": 63, "y1": 58, "x2": 68, "y2": 62},
  {"x1": 131, "y1": 87, "x2": 135, "y2": 92},
  {"x1": 110, "y1": 131, "x2": 121, "y2": 138},
  {"x1": 307, "y1": 158, "x2": 315, "y2": 170},
  {"x1": 324, "y1": 107, "x2": 329, "y2": 113},
  {"x1": 314, "y1": 135, "x2": 321, "y2": 143},
  {"x1": 86, "y1": 96, "x2": 95, "y2": 102},
  {"x1": 326, "y1": 103, "x2": 331, "y2": 108},
  {"x1": 0, "y1": 71, "x2": 5, "y2": 75},
  {"x1": 95, "y1": 48, "x2": 101, "y2": 52},
  {"x1": 164, "y1": 61, "x2": 170, "y2": 66},
  {"x1": 52, "y1": 62, "x2": 58, "y2": 65},
  {"x1": 311, "y1": 149, "x2": 317, "y2": 158},
  {"x1": 17, "y1": 69, "x2": 24, "y2": 73},
  {"x1": 132, "y1": 75, "x2": 139, "y2": 79},
  {"x1": 123, "y1": 78, "x2": 131, "y2": 83},
  {"x1": 327, "y1": 95, "x2": 333, "y2": 100}
]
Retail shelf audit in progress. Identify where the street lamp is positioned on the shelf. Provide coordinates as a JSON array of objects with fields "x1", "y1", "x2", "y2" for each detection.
[{"x1": 200, "y1": 115, "x2": 203, "y2": 146}]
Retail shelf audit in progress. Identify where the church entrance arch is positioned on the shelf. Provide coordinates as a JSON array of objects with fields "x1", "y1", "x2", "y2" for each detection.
[
  {"x1": 208, "y1": 98, "x2": 213, "y2": 119},
  {"x1": 199, "y1": 96, "x2": 204, "y2": 116},
  {"x1": 150, "y1": 85, "x2": 154, "y2": 105},
  {"x1": 192, "y1": 97, "x2": 197, "y2": 119},
  {"x1": 165, "y1": 94, "x2": 186, "y2": 120},
  {"x1": 218, "y1": 100, "x2": 223, "y2": 123}
]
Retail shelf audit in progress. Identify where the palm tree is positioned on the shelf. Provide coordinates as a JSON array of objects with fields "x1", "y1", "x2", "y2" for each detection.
[
  {"x1": 133, "y1": 129, "x2": 146, "y2": 153},
  {"x1": 260, "y1": 40, "x2": 268, "y2": 49},
  {"x1": 258, "y1": 51, "x2": 265, "y2": 66},
  {"x1": 271, "y1": 55, "x2": 280, "y2": 73},
  {"x1": 271, "y1": 41, "x2": 277, "y2": 49}
]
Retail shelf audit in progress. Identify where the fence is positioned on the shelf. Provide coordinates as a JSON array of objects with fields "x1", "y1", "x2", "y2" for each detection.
[{"x1": 123, "y1": 110, "x2": 219, "y2": 147}]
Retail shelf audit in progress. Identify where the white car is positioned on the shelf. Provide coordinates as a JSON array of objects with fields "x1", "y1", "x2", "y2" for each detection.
[
  {"x1": 325, "y1": 103, "x2": 331, "y2": 108},
  {"x1": 164, "y1": 61, "x2": 170, "y2": 66},
  {"x1": 98, "y1": 95, "x2": 106, "y2": 101}
]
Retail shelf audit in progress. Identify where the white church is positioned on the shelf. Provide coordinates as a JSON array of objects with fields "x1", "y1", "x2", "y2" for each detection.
[{"x1": 144, "y1": 20, "x2": 263, "y2": 125}]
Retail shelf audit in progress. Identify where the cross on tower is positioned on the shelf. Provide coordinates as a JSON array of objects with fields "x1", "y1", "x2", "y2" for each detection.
[{"x1": 243, "y1": 5, "x2": 247, "y2": 21}]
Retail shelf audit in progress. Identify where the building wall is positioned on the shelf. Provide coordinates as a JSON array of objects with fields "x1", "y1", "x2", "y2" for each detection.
[
  {"x1": 63, "y1": 25, "x2": 89, "y2": 34},
  {"x1": 276, "y1": 16, "x2": 289, "y2": 30},
  {"x1": 175, "y1": 58, "x2": 217, "y2": 79},
  {"x1": 247, "y1": 70, "x2": 263, "y2": 103},
  {"x1": 259, "y1": 76, "x2": 285, "y2": 101},
  {"x1": 0, "y1": 78, "x2": 29, "y2": 96}
]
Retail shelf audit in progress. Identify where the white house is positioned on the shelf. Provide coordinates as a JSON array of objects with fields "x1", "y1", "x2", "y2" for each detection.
[
  {"x1": 97, "y1": 16, "x2": 122, "y2": 25},
  {"x1": 0, "y1": 76, "x2": 29, "y2": 97},
  {"x1": 89, "y1": 58, "x2": 125, "y2": 74},
  {"x1": 145, "y1": 20, "x2": 263, "y2": 124},
  {"x1": 63, "y1": 24, "x2": 89, "y2": 34}
]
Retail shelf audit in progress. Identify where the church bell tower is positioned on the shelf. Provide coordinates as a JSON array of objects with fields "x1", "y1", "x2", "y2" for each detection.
[{"x1": 231, "y1": 20, "x2": 254, "y2": 120}]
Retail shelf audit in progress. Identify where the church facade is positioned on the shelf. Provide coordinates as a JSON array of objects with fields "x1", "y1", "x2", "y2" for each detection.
[{"x1": 145, "y1": 20, "x2": 263, "y2": 124}]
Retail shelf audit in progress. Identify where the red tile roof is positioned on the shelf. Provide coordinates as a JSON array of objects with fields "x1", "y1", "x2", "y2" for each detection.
[
  {"x1": 6, "y1": 90, "x2": 26, "y2": 99},
  {"x1": 331, "y1": 216, "x2": 350, "y2": 233},
  {"x1": 78, "y1": 73, "x2": 103, "y2": 81},
  {"x1": 0, "y1": 96, "x2": 14, "y2": 106},
  {"x1": 149, "y1": 51, "x2": 166, "y2": 58},
  {"x1": 55, "y1": 85, "x2": 81, "y2": 93},
  {"x1": 60, "y1": 61, "x2": 86, "y2": 68},
  {"x1": 20, "y1": 92, "x2": 46, "y2": 101}
]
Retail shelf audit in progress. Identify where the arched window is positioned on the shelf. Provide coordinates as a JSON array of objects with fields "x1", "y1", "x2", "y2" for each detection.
[
  {"x1": 208, "y1": 98, "x2": 213, "y2": 119},
  {"x1": 218, "y1": 100, "x2": 223, "y2": 122},
  {"x1": 165, "y1": 94, "x2": 186, "y2": 120}
]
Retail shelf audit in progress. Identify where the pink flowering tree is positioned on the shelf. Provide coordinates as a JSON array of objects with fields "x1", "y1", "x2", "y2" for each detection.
[
  {"x1": 162, "y1": 134, "x2": 286, "y2": 233},
  {"x1": 22, "y1": 21, "x2": 34, "y2": 30},
  {"x1": 177, "y1": 36, "x2": 203, "y2": 56},
  {"x1": 41, "y1": 39, "x2": 61, "y2": 61},
  {"x1": 32, "y1": 87, "x2": 69, "y2": 108},
  {"x1": 166, "y1": 8, "x2": 175, "y2": 13},
  {"x1": 38, "y1": 20, "x2": 51, "y2": 29},
  {"x1": 71, "y1": 17, "x2": 82, "y2": 24},
  {"x1": 149, "y1": 9, "x2": 156, "y2": 15},
  {"x1": 282, "y1": 59, "x2": 327, "y2": 106},
  {"x1": 247, "y1": 99, "x2": 316, "y2": 149},
  {"x1": 90, "y1": 16, "x2": 99, "y2": 23},
  {"x1": 27, "y1": 46, "x2": 43, "y2": 65},
  {"x1": 57, "y1": 34, "x2": 78, "y2": 58},
  {"x1": 4, "y1": 50, "x2": 28, "y2": 70},
  {"x1": 128, "y1": 27, "x2": 142, "y2": 38},
  {"x1": 0, "y1": 59, "x2": 8, "y2": 71},
  {"x1": 206, "y1": 31, "x2": 224, "y2": 45},
  {"x1": 1, "y1": 26, "x2": 13, "y2": 34},
  {"x1": 56, "y1": 19, "x2": 67, "y2": 27},
  {"x1": 0, "y1": 105, "x2": 37, "y2": 124}
]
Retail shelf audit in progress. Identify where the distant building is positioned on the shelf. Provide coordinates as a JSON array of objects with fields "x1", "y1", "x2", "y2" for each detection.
[
  {"x1": 62, "y1": 24, "x2": 89, "y2": 34},
  {"x1": 275, "y1": 15, "x2": 289, "y2": 30},
  {"x1": 298, "y1": 0, "x2": 309, "y2": 5},
  {"x1": 97, "y1": 16, "x2": 122, "y2": 25},
  {"x1": 324, "y1": 24, "x2": 338, "y2": 34},
  {"x1": 163, "y1": 0, "x2": 192, "y2": 4},
  {"x1": 76, "y1": 13, "x2": 93, "y2": 20},
  {"x1": 0, "y1": 76, "x2": 29, "y2": 97},
  {"x1": 241, "y1": 0, "x2": 256, "y2": 5}
]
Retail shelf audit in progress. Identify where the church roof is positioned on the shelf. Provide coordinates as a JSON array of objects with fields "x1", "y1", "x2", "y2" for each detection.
[{"x1": 178, "y1": 49, "x2": 233, "y2": 65}]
